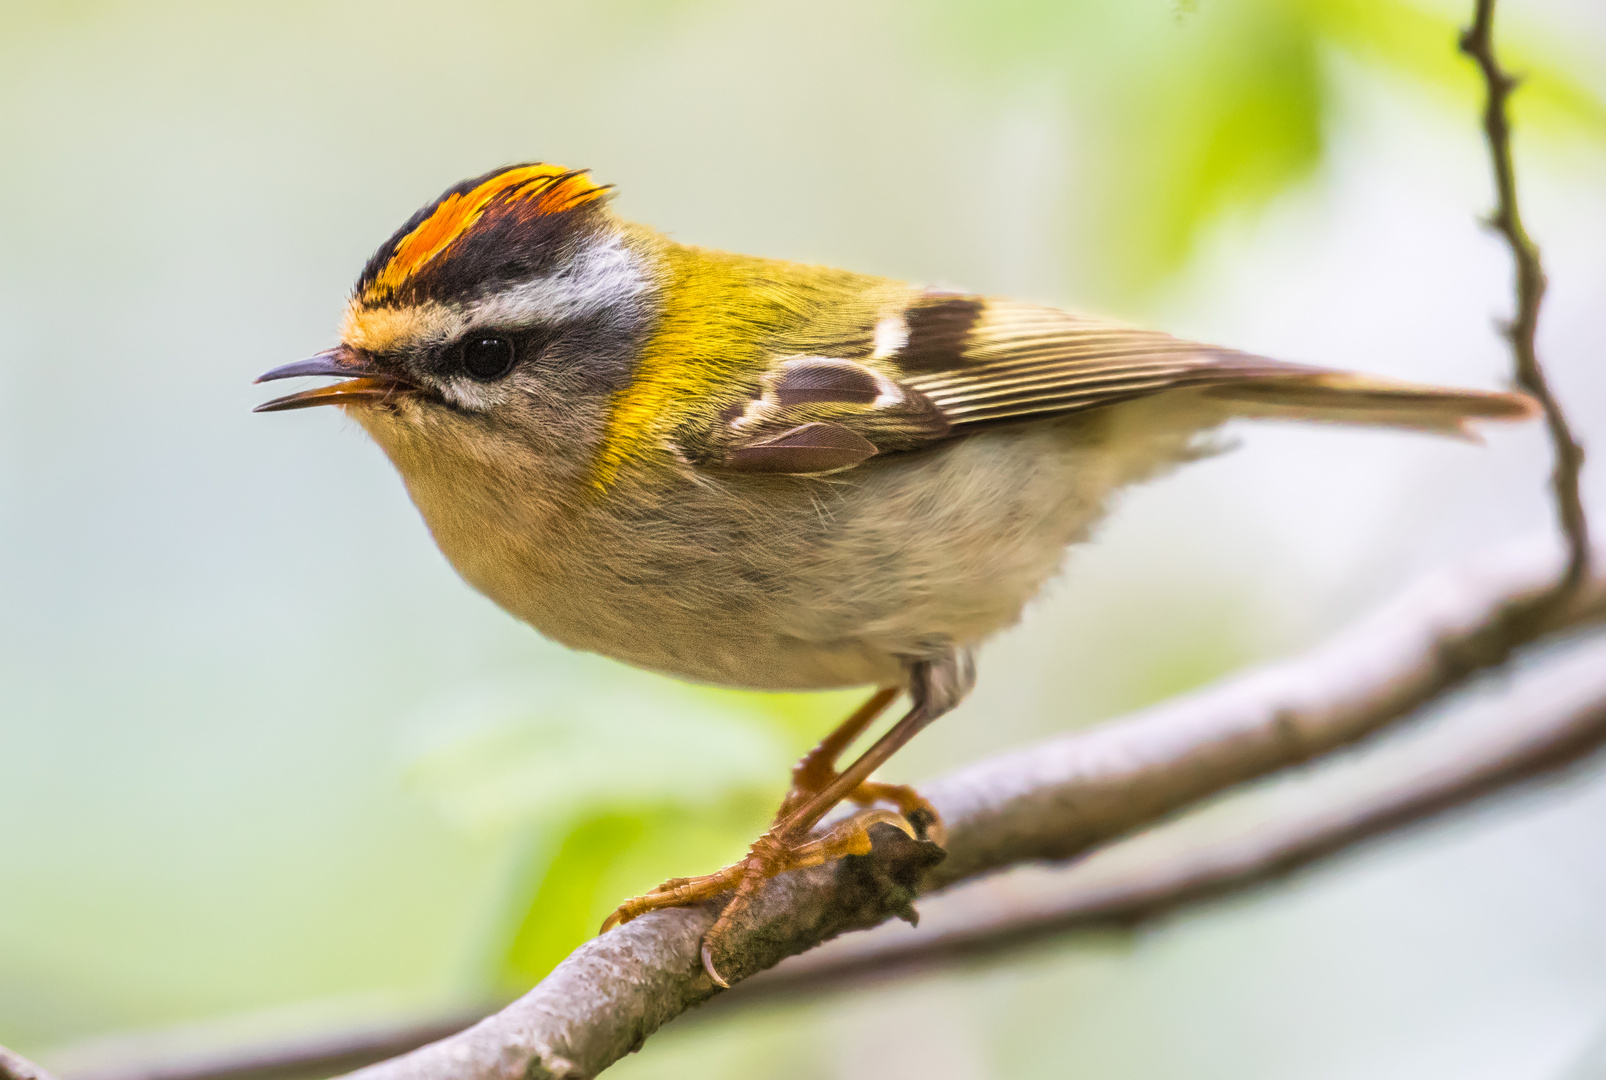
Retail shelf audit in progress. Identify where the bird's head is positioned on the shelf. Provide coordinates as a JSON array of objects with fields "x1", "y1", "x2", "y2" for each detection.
[{"x1": 256, "y1": 163, "x2": 659, "y2": 491}]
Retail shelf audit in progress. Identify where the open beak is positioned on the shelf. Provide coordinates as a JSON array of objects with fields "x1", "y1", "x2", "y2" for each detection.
[{"x1": 253, "y1": 347, "x2": 413, "y2": 413}]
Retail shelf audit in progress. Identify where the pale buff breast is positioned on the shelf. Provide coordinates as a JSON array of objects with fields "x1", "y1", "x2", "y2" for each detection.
[{"x1": 360, "y1": 392, "x2": 1228, "y2": 692}]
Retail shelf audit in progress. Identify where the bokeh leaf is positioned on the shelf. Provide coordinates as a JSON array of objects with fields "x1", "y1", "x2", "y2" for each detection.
[
  {"x1": 402, "y1": 665, "x2": 873, "y2": 990},
  {"x1": 1305, "y1": 0, "x2": 1606, "y2": 137},
  {"x1": 404, "y1": 669, "x2": 793, "y2": 834},
  {"x1": 499, "y1": 810, "x2": 652, "y2": 991},
  {"x1": 495, "y1": 798, "x2": 776, "y2": 991},
  {"x1": 1089, "y1": 2, "x2": 1325, "y2": 295},
  {"x1": 922, "y1": 0, "x2": 1604, "y2": 301}
]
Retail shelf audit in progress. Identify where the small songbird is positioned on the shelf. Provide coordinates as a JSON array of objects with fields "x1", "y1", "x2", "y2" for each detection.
[{"x1": 257, "y1": 163, "x2": 1535, "y2": 984}]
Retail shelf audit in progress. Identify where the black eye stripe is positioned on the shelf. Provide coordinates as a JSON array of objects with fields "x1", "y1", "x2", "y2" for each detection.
[{"x1": 461, "y1": 335, "x2": 517, "y2": 381}]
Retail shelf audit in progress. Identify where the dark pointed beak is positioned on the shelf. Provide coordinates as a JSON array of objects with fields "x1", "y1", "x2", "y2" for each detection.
[
  {"x1": 254, "y1": 347, "x2": 412, "y2": 413},
  {"x1": 255, "y1": 349, "x2": 364, "y2": 383}
]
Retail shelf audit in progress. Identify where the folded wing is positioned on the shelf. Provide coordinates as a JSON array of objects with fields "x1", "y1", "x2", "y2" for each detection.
[{"x1": 680, "y1": 293, "x2": 1536, "y2": 476}]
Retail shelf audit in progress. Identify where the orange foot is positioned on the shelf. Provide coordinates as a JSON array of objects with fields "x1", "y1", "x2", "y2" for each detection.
[{"x1": 600, "y1": 687, "x2": 946, "y2": 987}]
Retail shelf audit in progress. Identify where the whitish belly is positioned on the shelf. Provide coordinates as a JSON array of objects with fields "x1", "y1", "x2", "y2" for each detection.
[{"x1": 421, "y1": 398, "x2": 1217, "y2": 691}]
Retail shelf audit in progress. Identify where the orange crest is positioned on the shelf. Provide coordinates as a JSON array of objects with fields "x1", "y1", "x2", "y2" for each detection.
[{"x1": 361, "y1": 164, "x2": 608, "y2": 304}]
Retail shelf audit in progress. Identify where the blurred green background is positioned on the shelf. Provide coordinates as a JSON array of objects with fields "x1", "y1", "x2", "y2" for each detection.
[{"x1": 2, "y1": 0, "x2": 1605, "y2": 1076}]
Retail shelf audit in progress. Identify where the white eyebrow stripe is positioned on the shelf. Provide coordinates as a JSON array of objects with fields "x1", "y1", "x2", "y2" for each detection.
[{"x1": 465, "y1": 234, "x2": 650, "y2": 327}]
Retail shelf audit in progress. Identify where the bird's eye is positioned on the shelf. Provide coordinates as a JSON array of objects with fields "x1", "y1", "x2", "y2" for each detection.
[{"x1": 460, "y1": 336, "x2": 517, "y2": 381}]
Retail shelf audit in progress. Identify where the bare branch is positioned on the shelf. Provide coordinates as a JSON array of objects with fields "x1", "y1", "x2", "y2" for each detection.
[
  {"x1": 1460, "y1": 0, "x2": 1590, "y2": 591},
  {"x1": 911, "y1": 541, "x2": 1605, "y2": 895},
  {"x1": 40, "y1": 542, "x2": 1606, "y2": 1080},
  {"x1": 736, "y1": 634, "x2": 1606, "y2": 998},
  {"x1": 310, "y1": 540, "x2": 1603, "y2": 1080},
  {"x1": 2, "y1": 1046, "x2": 59, "y2": 1080}
]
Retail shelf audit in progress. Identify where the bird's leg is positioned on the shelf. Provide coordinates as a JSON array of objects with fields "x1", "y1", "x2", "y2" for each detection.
[
  {"x1": 786, "y1": 691, "x2": 937, "y2": 842},
  {"x1": 781, "y1": 687, "x2": 944, "y2": 841},
  {"x1": 694, "y1": 677, "x2": 957, "y2": 984},
  {"x1": 601, "y1": 655, "x2": 974, "y2": 987},
  {"x1": 781, "y1": 686, "x2": 898, "y2": 816},
  {"x1": 599, "y1": 686, "x2": 901, "y2": 932}
]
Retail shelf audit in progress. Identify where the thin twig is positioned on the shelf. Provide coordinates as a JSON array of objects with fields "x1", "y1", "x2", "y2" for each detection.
[{"x1": 1460, "y1": 0, "x2": 1590, "y2": 593}]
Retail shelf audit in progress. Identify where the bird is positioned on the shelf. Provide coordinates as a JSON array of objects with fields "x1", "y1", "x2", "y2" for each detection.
[{"x1": 255, "y1": 162, "x2": 1536, "y2": 985}]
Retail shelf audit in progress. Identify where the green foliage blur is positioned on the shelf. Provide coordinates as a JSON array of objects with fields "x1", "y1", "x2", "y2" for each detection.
[
  {"x1": 923, "y1": 0, "x2": 1602, "y2": 297},
  {"x1": 1, "y1": 0, "x2": 1602, "y2": 1074},
  {"x1": 404, "y1": 666, "x2": 862, "y2": 992}
]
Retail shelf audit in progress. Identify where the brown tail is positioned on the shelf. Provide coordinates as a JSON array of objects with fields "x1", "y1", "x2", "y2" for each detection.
[{"x1": 1204, "y1": 370, "x2": 1538, "y2": 438}]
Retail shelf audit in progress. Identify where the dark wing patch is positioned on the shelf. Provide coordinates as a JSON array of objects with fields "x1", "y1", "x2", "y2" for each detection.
[
  {"x1": 896, "y1": 296, "x2": 984, "y2": 373},
  {"x1": 771, "y1": 360, "x2": 881, "y2": 406},
  {"x1": 681, "y1": 355, "x2": 950, "y2": 475},
  {"x1": 897, "y1": 302, "x2": 1311, "y2": 426},
  {"x1": 722, "y1": 422, "x2": 879, "y2": 474}
]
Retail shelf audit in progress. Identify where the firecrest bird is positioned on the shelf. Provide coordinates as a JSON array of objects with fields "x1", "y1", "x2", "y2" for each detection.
[{"x1": 257, "y1": 163, "x2": 1535, "y2": 985}]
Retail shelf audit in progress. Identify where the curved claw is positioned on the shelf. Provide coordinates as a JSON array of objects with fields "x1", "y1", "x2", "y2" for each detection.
[
  {"x1": 849, "y1": 782, "x2": 947, "y2": 845},
  {"x1": 601, "y1": 898, "x2": 647, "y2": 934},
  {"x1": 702, "y1": 938, "x2": 731, "y2": 989},
  {"x1": 852, "y1": 807, "x2": 918, "y2": 840}
]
